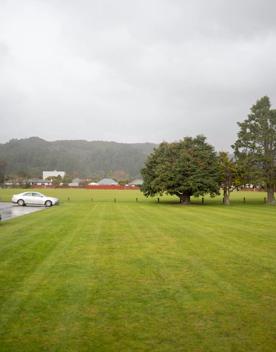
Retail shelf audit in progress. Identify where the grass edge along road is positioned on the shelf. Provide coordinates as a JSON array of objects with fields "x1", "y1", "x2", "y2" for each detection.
[{"x1": 0, "y1": 189, "x2": 275, "y2": 351}]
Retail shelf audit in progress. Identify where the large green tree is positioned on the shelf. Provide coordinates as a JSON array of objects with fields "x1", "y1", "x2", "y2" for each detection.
[
  {"x1": 232, "y1": 96, "x2": 276, "y2": 204},
  {"x1": 141, "y1": 135, "x2": 220, "y2": 204}
]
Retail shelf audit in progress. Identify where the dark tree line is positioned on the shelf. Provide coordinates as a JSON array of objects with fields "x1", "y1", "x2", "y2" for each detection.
[
  {"x1": 0, "y1": 138, "x2": 155, "y2": 180},
  {"x1": 0, "y1": 160, "x2": 7, "y2": 185},
  {"x1": 142, "y1": 96, "x2": 276, "y2": 205}
]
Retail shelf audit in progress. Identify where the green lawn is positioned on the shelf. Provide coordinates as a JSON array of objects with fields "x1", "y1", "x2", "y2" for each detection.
[{"x1": 0, "y1": 189, "x2": 275, "y2": 351}]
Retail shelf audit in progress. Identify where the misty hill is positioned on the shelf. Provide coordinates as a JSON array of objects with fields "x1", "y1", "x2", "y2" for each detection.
[{"x1": 0, "y1": 137, "x2": 156, "y2": 179}]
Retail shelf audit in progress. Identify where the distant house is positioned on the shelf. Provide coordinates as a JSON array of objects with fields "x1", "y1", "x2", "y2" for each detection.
[
  {"x1": 43, "y1": 170, "x2": 66, "y2": 180},
  {"x1": 129, "y1": 179, "x2": 143, "y2": 187},
  {"x1": 29, "y1": 178, "x2": 52, "y2": 186},
  {"x1": 4, "y1": 180, "x2": 14, "y2": 186},
  {"x1": 97, "y1": 178, "x2": 118, "y2": 185},
  {"x1": 88, "y1": 182, "x2": 98, "y2": 186}
]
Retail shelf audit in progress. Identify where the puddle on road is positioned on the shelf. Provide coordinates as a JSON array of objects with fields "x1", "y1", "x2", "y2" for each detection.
[{"x1": 0, "y1": 202, "x2": 46, "y2": 221}]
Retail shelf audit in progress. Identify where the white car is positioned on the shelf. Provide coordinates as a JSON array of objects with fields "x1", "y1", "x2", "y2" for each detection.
[{"x1": 12, "y1": 192, "x2": 59, "y2": 207}]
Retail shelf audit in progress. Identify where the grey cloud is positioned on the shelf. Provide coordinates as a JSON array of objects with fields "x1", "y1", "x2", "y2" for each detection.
[{"x1": 1, "y1": 0, "x2": 276, "y2": 149}]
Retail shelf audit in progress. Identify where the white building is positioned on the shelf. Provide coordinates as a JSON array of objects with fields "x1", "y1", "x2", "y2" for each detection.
[{"x1": 43, "y1": 170, "x2": 66, "y2": 180}]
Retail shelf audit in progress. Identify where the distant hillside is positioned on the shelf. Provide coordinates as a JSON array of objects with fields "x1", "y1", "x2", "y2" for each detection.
[{"x1": 0, "y1": 137, "x2": 156, "y2": 179}]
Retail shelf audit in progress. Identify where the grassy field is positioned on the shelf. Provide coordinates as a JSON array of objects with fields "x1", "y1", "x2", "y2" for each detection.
[{"x1": 0, "y1": 189, "x2": 275, "y2": 351}]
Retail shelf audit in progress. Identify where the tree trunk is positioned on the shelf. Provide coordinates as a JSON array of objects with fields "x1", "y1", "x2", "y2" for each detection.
[
  {"x1": 179, "y1": 193, "x2": 191, "y2": 205},
  {"x1": 267, "y1": 185, "x2": 275, "y2": 204},
  {"x1": 223, "y1": 188, "x2": 230, "y2": 205}
]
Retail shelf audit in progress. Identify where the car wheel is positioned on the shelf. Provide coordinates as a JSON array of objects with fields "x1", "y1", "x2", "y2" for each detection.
[
  {"x1": 17, "y1": 199, "x2": 25, "y2": 206},
  {"x1": 45, "y1": 200, "x2": 52, "y2": 207}
]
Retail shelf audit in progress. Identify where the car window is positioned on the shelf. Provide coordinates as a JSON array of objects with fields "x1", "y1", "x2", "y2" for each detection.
[
  {"x1": 32, "y1": 193, "x2": 41, "y2": 197},
  {"x1": 24, "y1": 193, "x2": 32, "y2": 196}
]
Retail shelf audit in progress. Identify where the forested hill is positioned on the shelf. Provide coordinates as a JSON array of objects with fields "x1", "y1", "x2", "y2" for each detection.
[{"x1": 0, "y1": 137, "x2": 156, "y2": 179}]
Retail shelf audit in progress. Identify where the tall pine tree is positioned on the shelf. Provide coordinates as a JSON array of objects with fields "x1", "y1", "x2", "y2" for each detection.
[{"x1": 233, "y1": 96, "x2": 276, "y2": 204}]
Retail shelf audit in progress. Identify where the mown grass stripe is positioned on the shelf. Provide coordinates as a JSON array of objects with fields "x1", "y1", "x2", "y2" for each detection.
[{"x1": 0, "y1": 190, "x2": 275, "y2": 351}]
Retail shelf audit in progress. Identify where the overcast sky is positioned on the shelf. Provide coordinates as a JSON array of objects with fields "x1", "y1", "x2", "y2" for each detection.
[{"x1": 1, "y1": 0, "x2": 276, "y2": 149}]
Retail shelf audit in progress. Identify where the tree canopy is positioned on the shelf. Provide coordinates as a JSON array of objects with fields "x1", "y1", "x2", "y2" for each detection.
[{"x1": 141, "y1": 135, "x2": 220, "y2": 204}]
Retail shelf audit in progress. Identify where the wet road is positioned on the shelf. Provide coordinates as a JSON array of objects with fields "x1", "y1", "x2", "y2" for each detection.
[{"x1": 0, "y1": 202, "x2": 45, "y2": 221}]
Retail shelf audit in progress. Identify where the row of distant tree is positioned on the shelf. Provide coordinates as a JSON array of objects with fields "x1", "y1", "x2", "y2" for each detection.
[
  {"x1": 141, "y1": 96, "x2": 276, "y2": 205},
  {"x1": 0, "y1": 160, "x2": 6, "y2": 185},
  {"x1": 0, "y1": 139, "x2": 155, "y2": 181}
]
